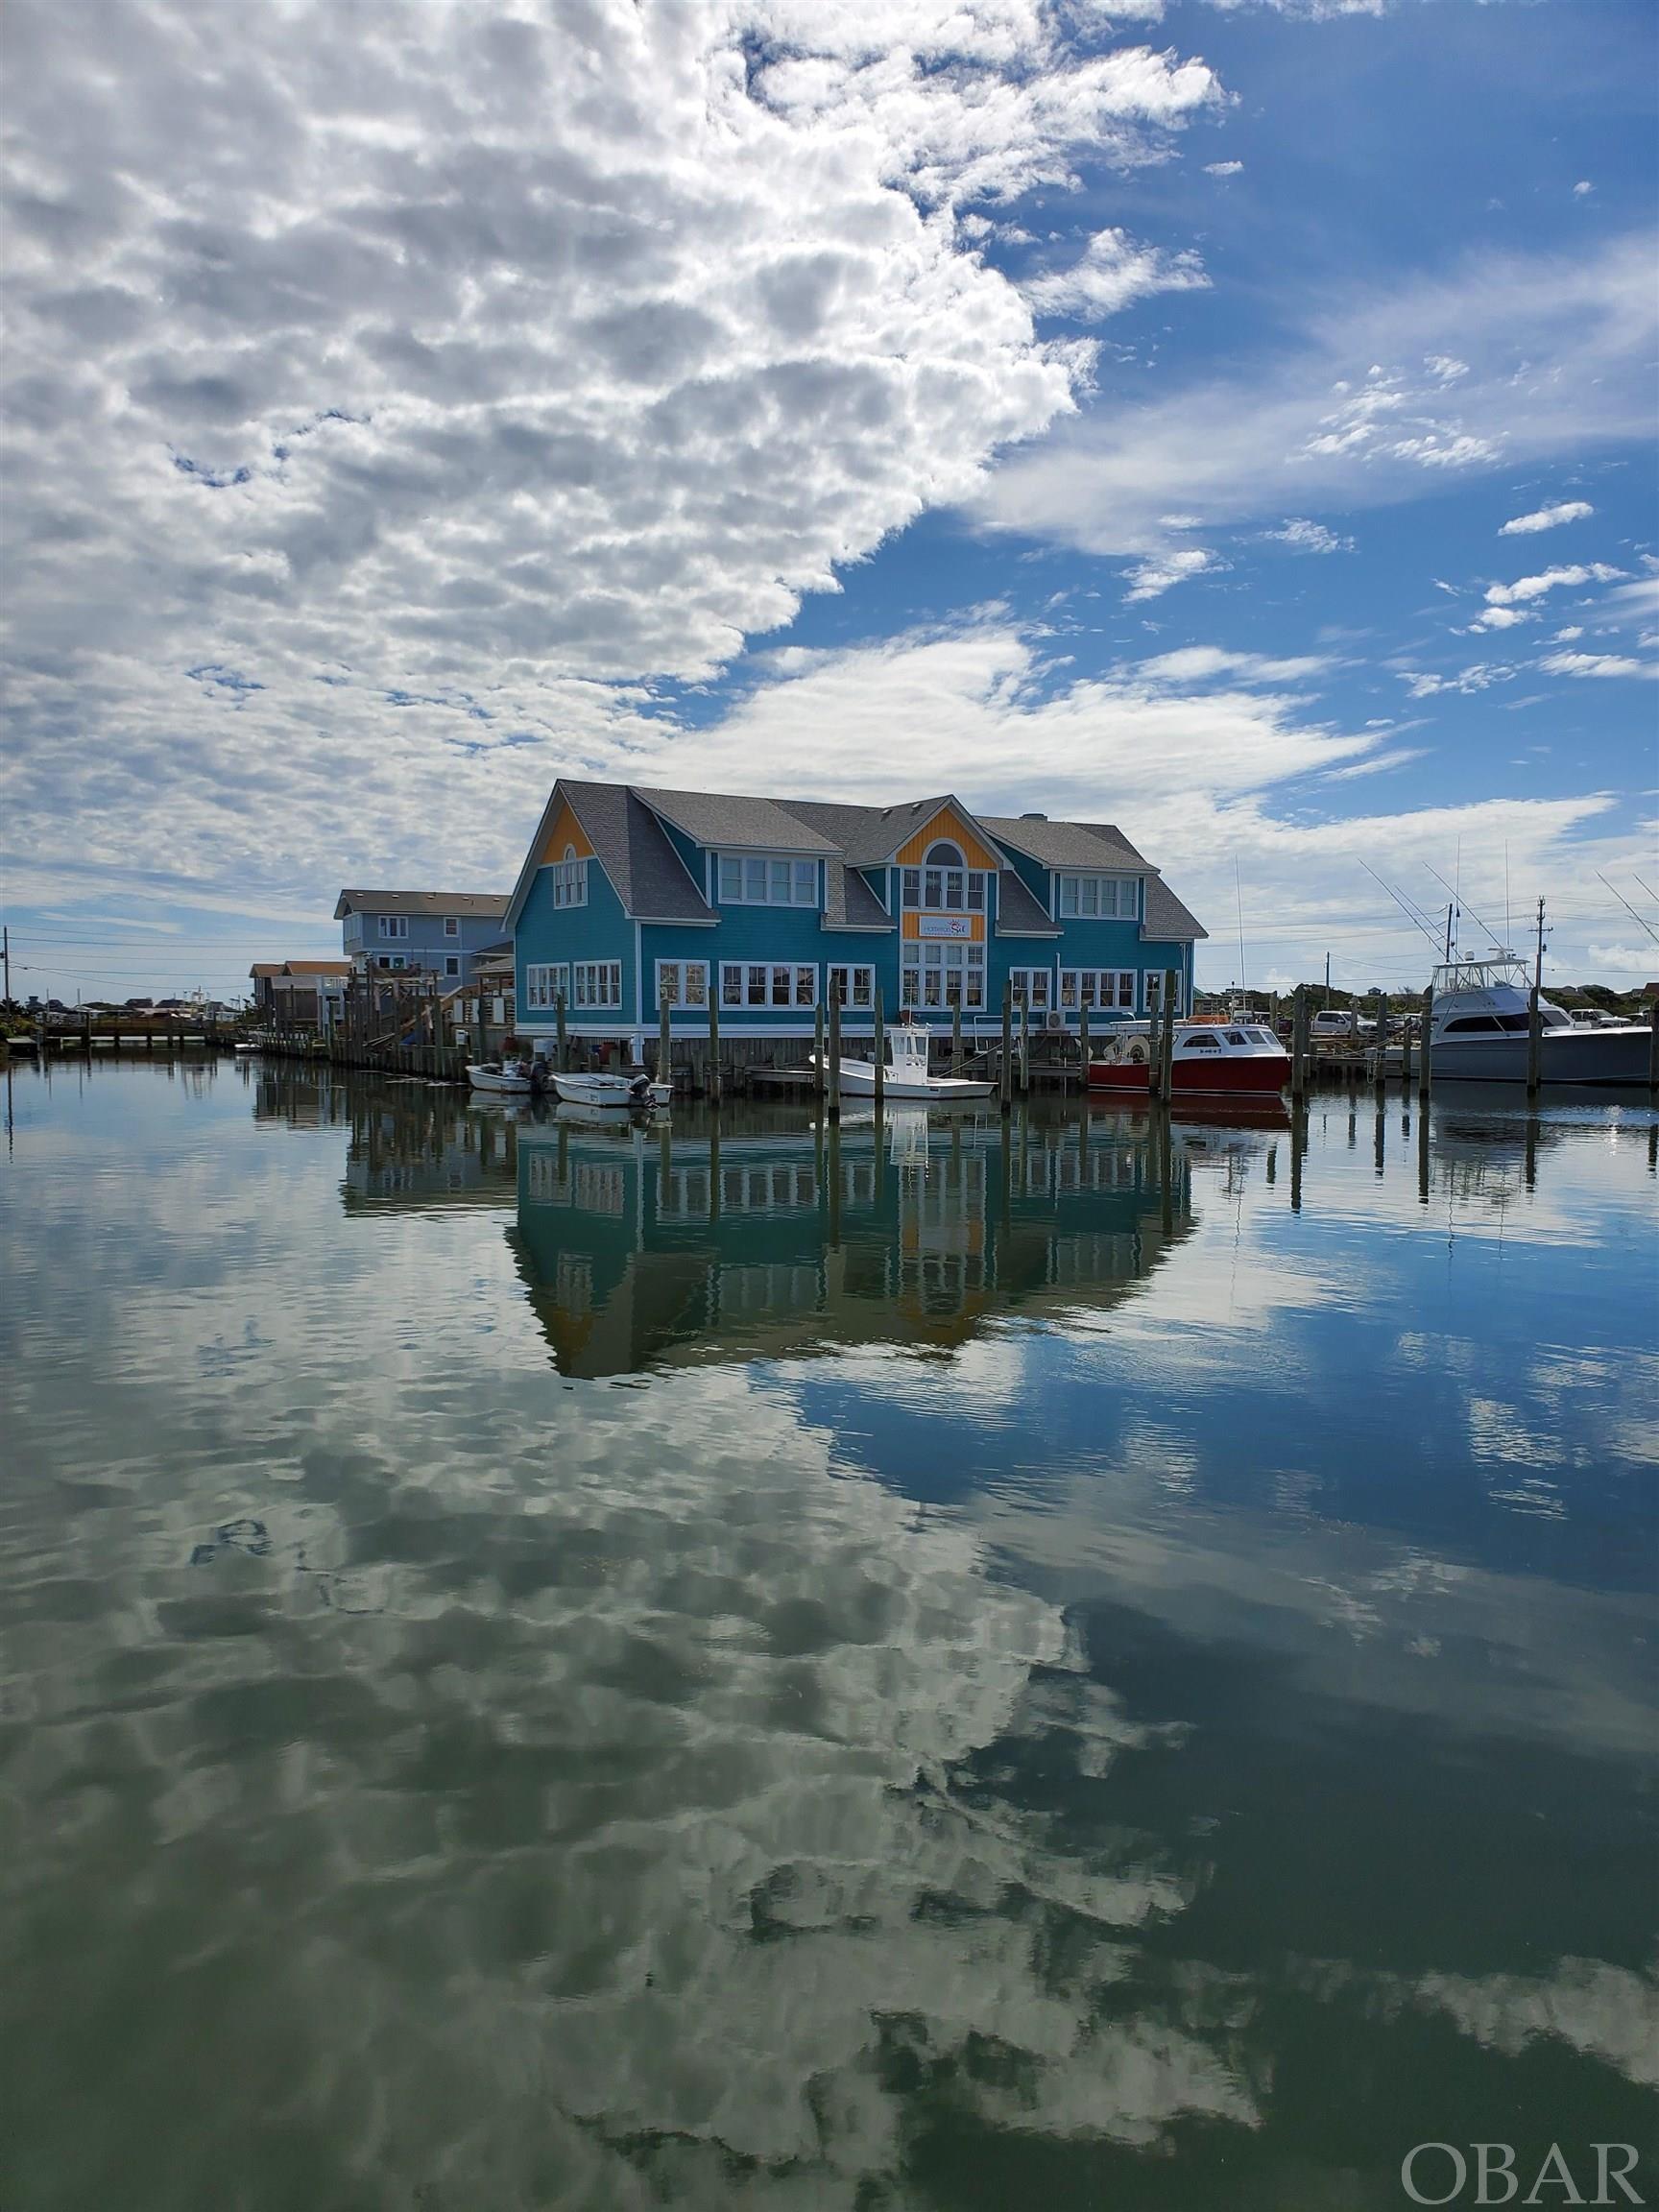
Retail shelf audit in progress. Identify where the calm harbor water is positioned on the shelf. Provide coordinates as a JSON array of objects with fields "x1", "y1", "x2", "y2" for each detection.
[{"x1": 1, "y1": 1058, "x2": 1654, "y2": 2211}]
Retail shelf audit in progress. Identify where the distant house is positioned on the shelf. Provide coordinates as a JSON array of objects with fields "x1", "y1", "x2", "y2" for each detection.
[
  {"x1": 250, "y1": 958, "x2": 353, "y2": 1029},
  {"x1": 335, "y1": 889, "x2": 511, "y2": 988},
  {"x1": 503, "y1": 778, "x2": 1205, "y2": 1051}
]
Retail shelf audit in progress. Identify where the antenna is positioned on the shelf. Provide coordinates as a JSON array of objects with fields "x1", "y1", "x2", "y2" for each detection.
[
  {"x1": 1596, "y1": 871, "x2": 1659, "y2": 948},
  {"x1": 1235, "y1": 857, "x2": 1247, "y2": 995},
  {"x1": 1423, "y1": 861, "x2": 1502, "y2": 955},
  {"x1": 1360, "y1": 863, "x2": 1445, "y2": 952}
]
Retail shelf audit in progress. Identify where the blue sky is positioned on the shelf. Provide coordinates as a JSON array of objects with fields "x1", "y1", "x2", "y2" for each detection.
[{"x1": 1, "y1": 0, "x2": 1654, "y2": 1004}]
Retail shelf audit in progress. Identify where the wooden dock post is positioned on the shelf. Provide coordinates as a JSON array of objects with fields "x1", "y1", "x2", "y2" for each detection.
[
  {"x1": 1147, "y1": 974, "x2": 1163, "y2": 1105},
  {"x1": 827, "y1": 988, "x2": 841, "y2": 1124},
  {"x1": 708, "y1": 989, "x2": 722, "y2": 1108},
  {"x1": 1399, "y1": 1002, "x2": 1413, "y2": 1089},
  {"x1": 1526, "y1": 985, "x2": 1543, "y2": 1099},
  {"x1": 553, "y1": 991, "x2": 566, "y2": 1073},
  {"x1": 1077, "y1": 998, "x2": 1090, "y2": 1089},
  {"x1": 872, "y1": 983, "x2": 885, "y2": 1112},
  {"x1": 1418, "y1": 984, "x2": 1432, "y2": 1103},
  {"x1": 658, "y1": 981, "x2": 671, "y2": 1089},
  {"x1": 999, "y1": 981, "x2": 1013, "y2": 1116},
  {"x1": 1647, "y1": 995, "x2": 1659, "y2": 1100},
  {"x1": 1373, "y1": 990, "x2": 1388, "y2": 1093},
  {"x1": 813, "y1": 998, "x2": 826, "y2": 1098},
  {"x1": 1289, "y1": 985, "x2": 1305, "y2": 1101},
  {"x1": 1161, "y1": 970, "x2": 1177, "y2": 1100},
  {"x1": 1018, "y1": 995, "x2": 1029, "y2": 1094},
  {"x1": 951, "y1": 998, "x2": 963, "y2": 1076}
]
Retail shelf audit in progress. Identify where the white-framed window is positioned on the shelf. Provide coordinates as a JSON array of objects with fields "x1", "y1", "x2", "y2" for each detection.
[
  {"x1": 1057, "y1": 875, "x2": 1136, "y2": 920},
  {"x1": 1142, "y1": 972, "x2": 1185, "y2": 1015},
  {"x1": 1059, "y1": 968, "x2": 1136, "y2": 1013},
  {"x1": 901, "y1": 940, "x2": 985, "y2": 1010},
  {"x1": 827, "y1": 964, "x2": 876, "y2": 1010},
  {"x1": 573, "y1": 960, "x2": 621, "y2": 1008},
  {"x1": 375, "y1": 952, "x2": 407, "y2": 972},
  {"x1": 444, "y1": 916, "x2": 460, "y2": 938},
  {"x1": 1009, "y1": 967, "x2": 1052, "y2": 1011},
  {"x1": 720, "y1": 962, "x2": 818, "y2": 1009},
  {"x1": 377, "y1": 914, "x2": 409, "y2": 939},
  {"x1": 524, "y1": 963, "x2": 569, "y2": 1011},
  {"x1": 715, "y1": 854, "x2": 819, "y2": 906},
  {"x1": 655, "y1": 959, "x2": 709, "y2": 1009},
  {"x1": 550, "y1": 849, "x2": 588, "y2": 909},
  {"x1": 901, "y1": 841, "x2": 987, "y2": 915},
  {"x1": 444, "y1": 955, "x2": 461, "y2": 978}
]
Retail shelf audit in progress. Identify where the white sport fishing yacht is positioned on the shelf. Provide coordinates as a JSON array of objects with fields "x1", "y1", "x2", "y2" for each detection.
[{"x1": 1430, "y1": 956, "x2": 1651, "y2": 1085}]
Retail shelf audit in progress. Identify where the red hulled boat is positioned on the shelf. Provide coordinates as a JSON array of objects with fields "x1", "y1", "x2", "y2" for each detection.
[{"x1": 1088, "y1": 1020, "x2": 1289, "y2": 1098}]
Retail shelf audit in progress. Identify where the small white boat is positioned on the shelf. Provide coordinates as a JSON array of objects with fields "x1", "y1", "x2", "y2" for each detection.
[
  {"x1": 812, "y1": 1022, "x2": 997, "y2": 1101},
  {"x1": 467, "y1": 1061, "x2": 534, "y2": 1095},
  {"x1": 1430, "y1": 957, "x2": 1652, "y2": 1085},
  {"x1": 549, "y1": 1069, "x2": 671, "y2": 1110}
]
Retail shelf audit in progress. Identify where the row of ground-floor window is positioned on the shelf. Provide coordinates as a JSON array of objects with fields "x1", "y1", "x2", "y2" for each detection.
[{"x1": 522, "y1": 956, "x2": 1186, "y2": 1018}]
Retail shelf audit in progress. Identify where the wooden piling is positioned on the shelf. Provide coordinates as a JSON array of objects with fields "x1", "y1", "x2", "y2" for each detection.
[
  {"x1": 1077, "y1": 998, "x2": 1090, "y2": 1085},
  {"x1": 872, "y1": 983, "x2": 885, "y2": 1112},
  {"x1": 1526, "y1": 984, "x2": 1543, "y2": 1099},
  {"x1": 1373, "y1": 990, "x2": 1388, "y2": 1092},
  {"x1": 999, "y1": 981, "x2": 1013, "y2": 1116},
  {"x1": 1147, "y1": 974, "x2": 1163, "y2": 1105},
  {"x1": 1418, "y1": 985, "x2": 1432, "y2": 1102},
  {"x1": 1018, "y1": 995, "x2": 1029, "y2": 1094},
  {"x1": 1647, "y1": 996, "x2": 1659, "y2": 1100},
  {"x1": 827, "y1": 989, "x2": 841, "y2": 1123},
  {"x1": 658, "y1": 983, "x2": 671, "y2": 1088},
  {"x1": 1161, "y1": 970, "x2": 1177, "y2": 1099},
  {"x1": 951, "y1": 998, "x2": 963, "y2": 1076},
  {"x1": 813, "y1": 998, "x2": 826, "y2": 1098},
  {"x1": 1291, "y1": 985, "x2": 1310, "y2": 1102}
]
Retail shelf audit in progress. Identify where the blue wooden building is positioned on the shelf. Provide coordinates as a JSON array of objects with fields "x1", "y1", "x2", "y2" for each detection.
[
  {"x1": 336, "y1": 889, "x2": 511, "y2": 989},
  {"x1": 503, "y1": 780, "x2": 1205, "y2": 1055}
]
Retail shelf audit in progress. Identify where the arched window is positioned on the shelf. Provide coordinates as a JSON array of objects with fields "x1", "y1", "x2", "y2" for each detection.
[
  {"x1": 563, "y1": 843, "x2": 576, "y2": 863},
  {"x1": 926, "y1": 840, "x2": 964, "y2": 868}
]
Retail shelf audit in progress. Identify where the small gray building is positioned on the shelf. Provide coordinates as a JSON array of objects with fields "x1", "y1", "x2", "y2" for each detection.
[{"x1": 335, "y1": 890, "x2": 511, "y2": 990}]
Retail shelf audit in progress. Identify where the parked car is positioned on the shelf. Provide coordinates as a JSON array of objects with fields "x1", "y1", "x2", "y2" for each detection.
[{"x1": 1310, "y1": 1010, "x2": 1376, "y2": 1040}]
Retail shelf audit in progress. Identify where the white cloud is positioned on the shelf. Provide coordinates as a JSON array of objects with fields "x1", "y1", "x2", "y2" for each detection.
[
  {"x1": 1262, "y1": 517, "x2": 1353, "y2": 554},
  {"x1": 1401, "y1": 664, "x2": 1513, "y2": 698},
  {"x1": 1022, "y1": 227, "x2": 1209, "y2": 322},
  {"x1": 0, "y1": 0, "x2": 1228, "y2": 910},
  {"x1": 1537, "y1": 651, "x2": 1653, "y2": 680},
  {"x1": 1552, "y1": 626, "x2": 1583, "y2": 642},
  {"x1": 1587, "y1": 943, "x2": 1655, "y2": 975},
  {"x1": 1424, "y1": 354, "x2": 1469, "y2": 383},
  {"x1": 1123, "y1": 547, "x2": 1218, "y2": 601},
  {"x1": 1468, "y1": 563, "x2": 1626, "y2": 630},
  {"x1": 1499, "y1": 499, "x2": 1594, "y2": 536},
  {"x1": 1574, "y1": 180, "x2": 1594, "y2": 196},
  {"x1": 976, "y1": 233, "x2": 1656, "y2": 572},
  {"x1": 1321, "y1": 747, "x2": 1428, "y2": 781},
  {"x1": 1203, "y1": 159, "x2": 1244, "y2": 178}
]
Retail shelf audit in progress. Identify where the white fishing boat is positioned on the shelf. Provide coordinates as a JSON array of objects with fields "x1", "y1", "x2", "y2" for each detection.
[
  {"x1": 812, "y1": 1022, "x2": 997, "y2": 1101},
  {"x1": 1430, "y1": 957, "x2": 1652, "y2": 1085},
  {"x1": 549, "y1": 1069, "x2": 672, "y2": 1110},
  {"x1": 467, "y1": 1060, "x2": 535, "y2": 1095}
]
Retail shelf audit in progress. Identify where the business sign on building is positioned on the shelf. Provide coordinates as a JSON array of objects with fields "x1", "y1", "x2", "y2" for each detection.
[{"x1": 916, "y1": 914, "x2": 975, "y2": 940}]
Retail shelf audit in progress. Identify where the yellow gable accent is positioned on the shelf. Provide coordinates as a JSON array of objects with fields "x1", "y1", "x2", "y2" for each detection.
[
  {"x1": 541, "y1": 798, "x2": 595, "y2": 866},
  {"x1": 894, "y1": 805, "x2": 1000, "y2": 873}
]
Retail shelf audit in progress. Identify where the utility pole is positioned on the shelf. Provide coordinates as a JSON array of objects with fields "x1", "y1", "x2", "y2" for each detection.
[
  {"x1": 1323, "y1": 950, "x2": 1331, "y2": 1001},
  {"x1": 2, "y1": 926, "x2": 10, "y2": 1005}
]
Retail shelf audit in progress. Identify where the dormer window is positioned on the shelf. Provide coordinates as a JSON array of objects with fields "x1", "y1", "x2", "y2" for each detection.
[
  {"x1": 717, "y1": 854, "x2": 818, "y2": 905},
  {"x1": 550, "y1": 846, "x2": 588, "y2": 909},
  {"x1": 1058, "y1": 875, "x2": 1135, "y2": 920},
  {"x1": 902, "y1": 842, "x2": 985, "y2": 913}
]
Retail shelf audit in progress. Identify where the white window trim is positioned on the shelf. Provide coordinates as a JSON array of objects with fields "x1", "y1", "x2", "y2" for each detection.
[
  {"x1": 549, "y1": 853, "x2": 589, "y2": 910},
  {"x1": 901, "y1": 938, "x2": 985, "y2": 1010},
  {"x1": 826, "y1": 964, "x2": 877, "y2": 1010},
  {"x1": 1058, "y1": 968, "x2": 1137, "y2": 1014},
  {"x1": 523, "y1": 962, "x2": 570, "y2": 1012},
  {"x1": 719, "y1": 961, "x2": 819, "y2": 1010},
  {"x1": 654, "y1": 958, "x2": 710, "y2": 1010},
  {"x1": 377, "y1": 914, "x2": 409, "y2": 939},
  {"x1": 1008, "y1": 966, "x2": 1054, "y2": 1010},
  {"x1": 572, "y1": 959, "x2": 622, "y2": 1010},
  {"x1": 715, "y1": 854, "x2": 821, "y2": 907},
  {"x1": 900, "y1": 863, "x2": 987, "y2": 915},
  {"x1": 444, "y1": 955, "x2": 461, "y2": 978},
  {"x1": 1056, "y1": 874, "x2": 1137, "y2": 922},
  {"x1": 1142, "y1": 971, "x2": 1186, "y2": 1016},
  {"x1": 444, "y1": 916, "x2": 460, "y2": 938}
]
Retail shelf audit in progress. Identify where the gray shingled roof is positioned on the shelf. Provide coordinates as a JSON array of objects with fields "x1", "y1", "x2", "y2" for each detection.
[
  {"x1": 562, "y1": 782, "x2": 714, "y2": 923},
  {"x1": 637, "y1": 785, "x2": 839, "y2": 854},
  {"x1": 980, "y1": 815, "x2": 1151, "y2": 873},
  {"x1": 823, "y1": 863, "x2": 895, "y2": 931},
  {"x1": 780, "y1": 796, "x2": 966, "y2": 868},
  {"x1": 995, "y1": 871, "x2": 1061, "y2": 936},
  {"x1": 334, "y1": 889, "x2": 510, "y2": 920},
  {"x1": 1142, "y1": 877, "x2": 1208, "y2": 943}
]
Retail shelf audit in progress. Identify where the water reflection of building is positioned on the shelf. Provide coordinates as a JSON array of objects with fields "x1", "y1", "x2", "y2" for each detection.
[{"x1": 510, "y1": 1107, "x2": 1196, "y2": 1377}]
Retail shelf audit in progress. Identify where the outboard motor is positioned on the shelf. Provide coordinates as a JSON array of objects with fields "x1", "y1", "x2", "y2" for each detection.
[{"x1": 628, "y1": 1074, "x2": 651, "y2": 1104}]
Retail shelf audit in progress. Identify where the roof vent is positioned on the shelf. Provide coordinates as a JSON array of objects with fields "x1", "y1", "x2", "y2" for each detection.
[{"x1": 1020, "y1": 810, "x2": 1047, "y2": 821}]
